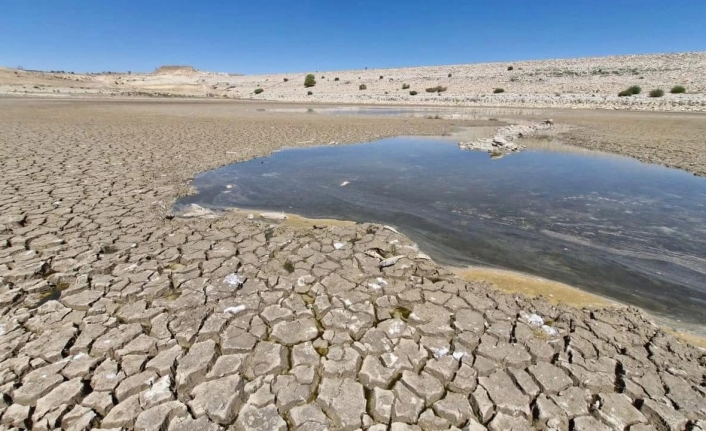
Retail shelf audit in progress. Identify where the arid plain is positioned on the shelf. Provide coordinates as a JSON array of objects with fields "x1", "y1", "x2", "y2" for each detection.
[{"x1": 1, "y1": 54, "x2": 705, "y2": 431}]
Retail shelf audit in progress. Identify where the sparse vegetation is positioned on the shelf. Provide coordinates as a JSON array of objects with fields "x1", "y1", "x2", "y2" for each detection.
[
  {"x1": 493, "y1": 88, "x2": 505, "y2": 93},
  {"x1": 334, "y1": 77, "x2": 339, "y2": 81},
  {"x1": 670, "y1": 85, "x2": 686, "y2": 94},
  {"x1": 649, "y1": 89, "x2": 664, "y2": 98},
  {"x1": 283, "y1": 78, "x2": 288, "y2": 82},
  {"x1": 425, "y1": 86, "x2": 447, "y2": 93},
  {"x1": 379, "y1": 76, "x2": 383, "y2": 80},
  {"x1": 508, "y1": 66, "x2": 514, "y2": 71},
  {"x1": 253, "y1": 88, "x2": 264, "y2": 94},
  {"x1": 359, "y1": 84, "x2": 367, "y2": 90},
  {"x1": 618, "y1": 85, "x2": 642, "y2": 97},
  {"x1": 307, "y1": 91, "x2": 313, "y2": 96},
  {"x1": 304, "y1": 74, "x2": 316, "y2": 88},
  {"x1": 402, "y1": 83, "x2": 410, "y2": 89},
  {"x1": 409, "y1": 90, "x2": 418, "y2": 96},
  {"x1": 448, "y1": 73, "x2": 452, "y2": 77}
]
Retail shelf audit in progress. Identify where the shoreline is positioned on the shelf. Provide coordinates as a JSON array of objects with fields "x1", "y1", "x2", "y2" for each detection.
[
  {"x1": 178, "y1": 204, "x2": 706, "y2": 348},
  {"x1": 167, "y1": 115, "x2": 706, "y2": 344}
]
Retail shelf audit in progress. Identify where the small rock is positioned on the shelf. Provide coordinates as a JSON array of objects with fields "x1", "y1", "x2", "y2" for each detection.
[{"x1": 379, "y1": 255, "x2": 404, "y2": 268}]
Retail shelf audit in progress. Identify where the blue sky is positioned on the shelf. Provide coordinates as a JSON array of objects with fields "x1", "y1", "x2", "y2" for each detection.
[{"x1": 1, "y1": 0, "x2": 704, "y2": 74}]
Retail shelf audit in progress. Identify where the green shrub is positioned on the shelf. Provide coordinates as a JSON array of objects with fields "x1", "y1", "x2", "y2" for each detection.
[
  {"x1": 507, "y1": 66, "x2": 514, "y2": 71},
  {"x1": 253, "y1": 88, "x2": 264, "y2": 94},
  {"x1": 670, "y1": 85, "x2": 686, "y2": 94},
  {"x1": 307, "y1": 91, "x2": 313, "y2": 95},
  {"x1": 425, "y1": 86, "x2": 447, "y2": 93},
  {"x1": 402, "y1": 83, "x2": 410, "y2": 89},
  {"x1": 649, "y1": 89, "x2": 664, "y2": 98},
  {"x1": 618, "y1": 85, "x2": 642, "y2": 96},
  {"x1": 359, "y1": 84, "x2": 367, "y2": 90},
  {"x1": 334, "y1": 77, "x2": 340, "y2": 81},
  {"x1": 304, "y1": 74, "x2": 316, "y2": 88},
  {"x1": 493, "y1": 88, "x2": 505, "y2": 93},
  {"x1": 409, "y1": 90, "x2": 418, "y2": 95}
]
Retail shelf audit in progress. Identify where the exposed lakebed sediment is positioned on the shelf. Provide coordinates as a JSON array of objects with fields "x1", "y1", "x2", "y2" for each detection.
[{"x1": 1, "y1": 99, "x2": 704, "y2": 430}]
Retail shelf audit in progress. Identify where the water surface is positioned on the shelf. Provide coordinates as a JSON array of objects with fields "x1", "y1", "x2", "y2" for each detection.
[{"x1": 176, "y1": 137, "x2": 706, "y2": 325}]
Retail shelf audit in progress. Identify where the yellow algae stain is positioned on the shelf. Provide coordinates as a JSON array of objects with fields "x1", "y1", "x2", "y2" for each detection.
[
  {"x1": 453, "y1": 266, "x2": 706, "y2": 350},
  {"x1": 662, "y1": 327, "x2": 706, "y2": 350},
  {"x1": 452, "y1": 265, "x2": 614, "y2": 308},
  {"x1": 282, "y1": 213, "x2": 357, "y2": 230}
]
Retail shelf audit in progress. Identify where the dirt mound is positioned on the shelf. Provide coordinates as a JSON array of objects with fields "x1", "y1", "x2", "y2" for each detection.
[{"x1": 153, "y1": 65, "x2": 198, "y2": 75}]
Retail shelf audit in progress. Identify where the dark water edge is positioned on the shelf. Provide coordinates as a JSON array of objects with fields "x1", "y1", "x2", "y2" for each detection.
[{"x1": 175, "y1": 136, "x2": 706, "y2": 326}]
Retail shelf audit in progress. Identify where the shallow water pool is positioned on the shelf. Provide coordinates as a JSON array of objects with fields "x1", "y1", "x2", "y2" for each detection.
[{"x1": 176, "y1": 136, "x2": 706, "y2": 325}]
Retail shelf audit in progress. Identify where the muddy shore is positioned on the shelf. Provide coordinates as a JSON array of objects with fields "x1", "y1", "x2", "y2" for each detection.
[{"x1": 1, "y1": 98, "x2": 704, "y2": 430}]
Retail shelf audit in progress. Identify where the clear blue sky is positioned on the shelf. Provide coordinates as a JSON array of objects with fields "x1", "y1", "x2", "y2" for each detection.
[{"x1": 1, "y1": 0, "x2": 704, "y2": 74}]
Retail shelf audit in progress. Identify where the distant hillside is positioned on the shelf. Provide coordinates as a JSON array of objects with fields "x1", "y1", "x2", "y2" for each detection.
[
  {"x1": 153, "y1": 65, "x2": 197, "y2": 75},
  {"x1": 2, "y1": 53, "x2": 705, "y2": 111}
]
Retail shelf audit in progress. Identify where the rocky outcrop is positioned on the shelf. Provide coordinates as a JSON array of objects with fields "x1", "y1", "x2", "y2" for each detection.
[
  {"x1": 459, "y1": 119, "x2": 554, "y2": 156},
  {"x1": 153, "y1": 65, "x2": 198, "y2": 75}
]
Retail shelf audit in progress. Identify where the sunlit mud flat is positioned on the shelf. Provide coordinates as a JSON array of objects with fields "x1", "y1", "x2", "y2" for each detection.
[
  {"x1": 264, "y1": 106, "x2": 549, "y2": 121},
  {"x1": 176, "y1": 136, "x2": 706, "y2": 326}
]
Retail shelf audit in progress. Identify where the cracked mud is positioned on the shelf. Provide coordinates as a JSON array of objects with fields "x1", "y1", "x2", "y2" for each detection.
[{"x1": 0, "y1": 99, "x2": 704, "y2": 430}]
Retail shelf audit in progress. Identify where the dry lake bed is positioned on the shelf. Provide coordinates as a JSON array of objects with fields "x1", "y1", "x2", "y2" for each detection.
[{"x1": 1, "y1": 98, "x2": 705, "y2": 430}]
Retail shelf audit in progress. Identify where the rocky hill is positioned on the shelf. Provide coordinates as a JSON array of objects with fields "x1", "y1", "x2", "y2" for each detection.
[{"x1": 2, "y1": 52, "x2": 706, "y2": 111}]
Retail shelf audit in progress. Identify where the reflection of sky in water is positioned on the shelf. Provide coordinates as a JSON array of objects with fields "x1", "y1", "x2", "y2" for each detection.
[{"x1": 177, "y1": 137, "x2": 706, "y2": 326}]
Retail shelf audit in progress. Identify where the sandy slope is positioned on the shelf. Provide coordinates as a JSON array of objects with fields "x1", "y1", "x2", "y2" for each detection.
[{"x1": 2, "y1": 52, "x2": 706, "y2": 110}]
